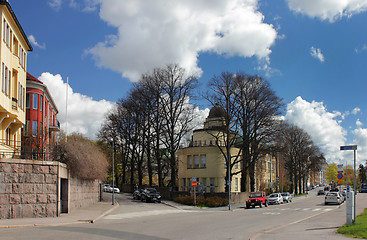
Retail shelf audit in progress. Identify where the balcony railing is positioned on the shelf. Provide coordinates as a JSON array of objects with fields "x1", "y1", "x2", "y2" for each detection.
[{"x1": 12, "y1": 97, "x2": 17, "y2": 110}]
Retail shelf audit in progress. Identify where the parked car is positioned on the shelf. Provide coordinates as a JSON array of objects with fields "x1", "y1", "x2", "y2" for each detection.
[
  {"x1": 108, "y1": 185, "x2": 120, "y2": 193},
  {"x1": 246, "y1": 192, "x2": 268, "y2": 208},
  {"x1": 133, "y1": 189, "x2": 144, "y2": 200},
  {"x1": 103, "y1": 184, "x2": 110, "y2": 192},
  {"x1": 281, "y1": 192, "x2": 292, "y2": 203},
  {"x1": 141, "y1": 188, "x2": 162, "y2": 203},
  {"x1": 325, "y1": 192, "x2": 342, "y2": 205},
  {"x1": 317, "y1": 189, "x2": 325, "y2": 195},
  {"x1": 360, "y1": 183, "x2": 367, "y2": 193},
  {"x1": 267, "y1": 193, "x2": 283, "y2": 205}
]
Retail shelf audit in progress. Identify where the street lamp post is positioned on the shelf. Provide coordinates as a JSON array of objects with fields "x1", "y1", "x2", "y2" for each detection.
[
  {"x1": 112, "y1": 139, "x2": 115, "y2": 205},
  {"x1": 340, "y1": 145, "x2": 357, "y2": 223}
]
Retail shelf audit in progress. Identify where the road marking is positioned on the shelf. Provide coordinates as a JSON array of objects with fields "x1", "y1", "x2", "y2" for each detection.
[
  {"x1": 104, "y1": 209, "x2": 185, "y2": 220},
  {"x1": 302, "y1": 208, "x2": 311, "y2": 211},
  {"x1": 312, "y1": 208, "x2": 321, "y2": 211},
  {"x1": 262, "y1": 212, "x2": 280, "y2": 215}
]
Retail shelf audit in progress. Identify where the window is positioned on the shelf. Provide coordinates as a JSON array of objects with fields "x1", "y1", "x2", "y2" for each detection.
[
  {"x1": 32, "y1": 121, "x2": 38, "y2": 137},
  {"x1": 40, "y1": 95, "x2": 43, "y2": 111},
  {"x1": 201, "y1": 178, "x2": 207, "y2": 192},
  {"x1": 1, "y1": 63, "x2": 4, "y2": 92},
  {"x1": 193, "y1": 155, "x2": 199, "y2": 168},
  {"x1": 200, "y1": 155, "x2": 206, "y2": 168},
  {"x1": 235, "y1": 178, "x2": 239, "y2": 191},
  {"x1": 198, "y1": 140, "x2": 201, "y2": 146},
  {"x1": 26, "y1": 93, "x2": 30, "y2": 108},
  {"x1": 209, "y1": 140, "x2": 213, "y2": 146},
  {"x1": 182, "y1": 178, "x2": 186, "y2": 191},
  {"x1": 187, "y1": 155, "x2": 192, "y2": 169},
  {"x1": 210, "y1": 178, "x2": 215, "y2": 193},
  {"x1": 33, "y1": 93, "x2": 38, "y2": 109},
  {"x1": 40, "y1": 122, "x2": 43, "y2": 138}
]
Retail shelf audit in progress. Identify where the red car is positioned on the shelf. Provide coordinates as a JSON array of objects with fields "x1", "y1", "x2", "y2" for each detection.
[{"x1": 246, "y1": 192, "x2": 268, "y2": 208}]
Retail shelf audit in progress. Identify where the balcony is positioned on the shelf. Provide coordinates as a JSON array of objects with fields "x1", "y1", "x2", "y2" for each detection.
[
  {"x1": 12, "y1": 98, "x2": 17, "y2": 110},
  {"x1": 49, "y1": 119, "x2": 60, "y2": 132}
]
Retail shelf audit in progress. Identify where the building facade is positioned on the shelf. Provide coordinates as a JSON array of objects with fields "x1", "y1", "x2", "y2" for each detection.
[
  {"x1": 0, "y1": 0, "x2": 32, "y2": 158},
  {"x1": 22, "y1": 73, "x2": 60, "y2": 160},
  {"x1": 177, "y1": 104, "x2": 242, "y2": 193}
]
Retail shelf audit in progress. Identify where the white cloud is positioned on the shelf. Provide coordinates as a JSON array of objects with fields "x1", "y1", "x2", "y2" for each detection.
[
  {"x1": 353, "y1": 126, "x2": 367, "y2": 165},
  {"x1": 286, "y1": 0, "x2": 367, "y2": 22},
  {"x1": 38, "y1": 72, "x2": 115, "y2": 139},
  {"x1": 352, "y1": 107, "x2": 361, "y2": 115},
  {"x1": 284, "y1": 96, "x2": 346, "y2": 163},
  {"x1": 356, "y1": 119, "x2": 363, "y2": 127},
  {"x1": 310, "y1": 46, "x2": 325, "y2": 63},
  {"x1": 87, "y1": 0, "x2": 278, "y2": 82},
  {"x1": 355, "y1": 44, "x2": 367, "y2": 53},
  {"x1": 28, "y1": 35, "x2": 46, "y2": 50},
  {"x1": 48, "y1": 0, "x2": 62, "y2": 11}
]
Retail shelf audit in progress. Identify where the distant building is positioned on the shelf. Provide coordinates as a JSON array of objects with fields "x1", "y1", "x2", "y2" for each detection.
[
  {"x1": 178, "y1": 103, "x2": 279, "y2": 194},
  {"x1": 0, "y1": 0, "x2": 32, "y2": 158},
  {"x1": 22, "y1": 73, "x2": 60, "y2": 160},
  {"x1": 177, "y1": 104, "x2": 242, "y2": 193}
]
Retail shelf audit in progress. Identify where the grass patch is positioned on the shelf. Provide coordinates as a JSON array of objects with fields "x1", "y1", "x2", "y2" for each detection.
[
  {"x1": 337, "y1": 208, "x2": 367, "y2": 239},
  {"x1": 295, "y1": 193, "x2": 308, "y2": 197}
]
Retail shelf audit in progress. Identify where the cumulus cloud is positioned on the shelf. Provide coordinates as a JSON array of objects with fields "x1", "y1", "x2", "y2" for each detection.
[
  {"x1": 38, "y1": 72, "x2": 115, "y2": 139},
  {"x1": 28, "y1": 35, "x2": 46, "y2": 50},
  {"x1": 284, "y1": 96, "x2": 346, "y2": 163},
  {"x1": 286, "y1": 0, "x2": 367, "y2": 22},
  {"x1": 355, "y1": 44, "x2": 367, "y2": 53},
  {"x1": 352, "y1": 107, "x2": 361, "y2": 115},
  {"x1": 353, "y1": 126, "x2": 367, "y2": 165},
  {"x1": 86, "y1": 0, "x2": 278, "y2": 82},
  {"x1": 310, "y1": 46, "x2": 325, "y2": 63}
]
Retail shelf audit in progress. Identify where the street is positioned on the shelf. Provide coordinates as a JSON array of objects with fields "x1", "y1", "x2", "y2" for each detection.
[{"x1": 1, "y1": 188, "x2": 366, "y2": 240}]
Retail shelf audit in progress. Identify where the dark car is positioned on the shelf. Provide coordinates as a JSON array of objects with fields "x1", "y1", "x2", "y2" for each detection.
[
  {"x1": 133, "y1": 189, "x2": 144, "y2": 200},
  {"x1": 141, "y1": 188, "x2": 162, "y2": 203},
  {"x1": 317, "y1": 189, "x2": 325, "y2": 195}
]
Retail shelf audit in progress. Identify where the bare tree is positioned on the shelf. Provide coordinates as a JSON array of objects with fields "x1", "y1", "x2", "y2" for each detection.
[
  {"x1": 233, "y1": 74, "x2": 283, "y2": 192},
  {"x1": 206, "y1": 72, "x2": 242, "y2": 192},
  {"x1": 157, "y1": 64, "x2": 198, "y2": 189}
]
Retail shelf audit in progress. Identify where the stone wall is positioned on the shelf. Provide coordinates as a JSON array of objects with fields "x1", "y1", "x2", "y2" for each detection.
[
  {"x1": 0, "y1": 159, "x2": 60, "y2": 219},
  {"x1": 69, "y1": 177, "x2": 100, "y2": 211}
]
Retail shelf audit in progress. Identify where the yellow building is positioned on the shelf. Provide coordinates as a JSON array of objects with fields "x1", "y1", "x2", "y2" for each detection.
[
  {"x1": 0, "y1": 0, "x2": 32, "y2": 157},
  {"x1": 254, "y1": 154, "x2": 277, "y2": 192},
  {"x1": 177, "y1": 104, "x2": 242, "y2": 193}
]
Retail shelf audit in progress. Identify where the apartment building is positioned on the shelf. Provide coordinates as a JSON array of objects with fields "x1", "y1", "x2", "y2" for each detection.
[
  {"x1": 22, "y1": 73, "x2": 59, "y2": 160},
  {"x1": 0, "y1": 0, "x2": 32, "y2": 157}
]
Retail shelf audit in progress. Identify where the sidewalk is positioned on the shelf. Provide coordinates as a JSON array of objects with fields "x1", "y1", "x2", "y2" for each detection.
[{"x1": 0, "y1": 198, "x2": 119, "y2": 228}]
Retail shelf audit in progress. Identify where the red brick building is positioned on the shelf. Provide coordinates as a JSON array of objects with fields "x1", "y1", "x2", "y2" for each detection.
[{"x1": 22, "y1": 73, "x2": 60, "y2": 160}]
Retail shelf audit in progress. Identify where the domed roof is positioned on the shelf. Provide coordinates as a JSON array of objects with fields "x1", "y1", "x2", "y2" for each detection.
[{"x1": 208, "y1": 103, "x2": 226, "y2": 119}]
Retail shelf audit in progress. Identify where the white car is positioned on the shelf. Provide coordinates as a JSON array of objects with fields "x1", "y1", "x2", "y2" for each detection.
[
  {"x1": 267, "y1": 193, "x2": 284, "y2": 205},
  {"x1": 325, "y1": 192, "x2": 342, "y2": 205},
  {"x1": 108, "y1": 185, "x2": 120, "y2": 193},
  {"x1": 103, "y1": 184, "x2": 110, "y2": 192}
]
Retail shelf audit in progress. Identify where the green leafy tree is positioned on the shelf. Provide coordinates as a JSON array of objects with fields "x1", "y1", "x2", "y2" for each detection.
[
  {"x1": 359, "y1": 164, "x2": 367, "y2": 183},
  {"x1": 325, "y1": 163, "x2": 338, "y2": 184}
]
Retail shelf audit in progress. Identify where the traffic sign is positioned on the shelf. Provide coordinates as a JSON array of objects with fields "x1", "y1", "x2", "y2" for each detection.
[
  {"x1": 340, "y1": 145, "x2": 357, "y2": 151},
  {"x1": 337, "y1": 179, "x2": 343, "y2": 185},
  {"x1": 337, "y1": 172, "x2": 343, "y2": 180},
  {"x1": 192, "y1": 181, "x2": 197, "y2": 187},
  {"x1": 192, "y1": 177, "x2": 197, "y2": 182}
]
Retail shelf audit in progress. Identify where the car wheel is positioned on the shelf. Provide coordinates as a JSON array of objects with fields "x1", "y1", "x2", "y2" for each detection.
[
  {"x1": 246, "y1": 205, "x2": 250, "y2": 209},
  {"x1": 145, "y1": 198, "x2": 148, "y2": 203}
]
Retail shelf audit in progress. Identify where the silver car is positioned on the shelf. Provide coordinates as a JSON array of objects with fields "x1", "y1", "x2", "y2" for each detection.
[
  {"x1": 324, "y1": 192, "x2": 342, "y2": 205},
  {"x1": 281, "y1": 192, "x2": 292, "y2": 203},
  {"x1": 267, "y1": 193, "x2": 283, "y2": 205}
]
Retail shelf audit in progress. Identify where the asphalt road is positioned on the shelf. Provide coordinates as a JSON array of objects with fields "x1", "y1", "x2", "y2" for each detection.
[{"x1": 1, "y1": 188, "x2": 366, "y2": 240}]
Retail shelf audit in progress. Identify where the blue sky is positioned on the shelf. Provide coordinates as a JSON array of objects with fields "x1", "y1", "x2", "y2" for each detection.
[{"x1": 9, "y1": 0, "x2": 367, "y2": 165}]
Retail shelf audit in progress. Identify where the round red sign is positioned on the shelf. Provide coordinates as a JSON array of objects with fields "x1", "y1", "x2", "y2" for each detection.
[{"x1": 192, "y1": 181, "x2": 198, "y2": 187}]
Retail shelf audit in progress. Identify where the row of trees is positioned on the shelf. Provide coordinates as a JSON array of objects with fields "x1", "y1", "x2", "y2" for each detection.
[{"x1": 98, "y1": 64, "x2": 325, "y2": 194}]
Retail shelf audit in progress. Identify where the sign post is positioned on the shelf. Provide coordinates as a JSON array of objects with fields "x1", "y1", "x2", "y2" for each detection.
[
  {"x1": 340, "y1": 145, "x2": 357, "y2": 224},
  {"x1": 192, "y1": 178, "x2": 197, "y2": 206}
]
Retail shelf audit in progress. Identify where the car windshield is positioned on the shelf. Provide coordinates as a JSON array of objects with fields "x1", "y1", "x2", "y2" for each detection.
[
  {"x1": 269, "y1": 194, "x2": 278, "y2": 198},
  {"x1": 146, "y1": 188, "x2": 157, "y2": 193},
  {"x1": 250, "y1": 193, "x2": 262, "y2": 198},
  {"x1": 281, "y1": 193, "x2": 288, "y2": 196}
]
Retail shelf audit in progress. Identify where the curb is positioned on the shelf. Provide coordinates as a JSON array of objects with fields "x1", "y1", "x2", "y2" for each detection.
[{"x1": 0, "y1": 202, "x2": 119, "y2": 229}]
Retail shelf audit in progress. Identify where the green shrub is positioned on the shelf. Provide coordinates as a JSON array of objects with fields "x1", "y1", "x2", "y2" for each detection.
[{"x1": 173, "y1": 195, "x2": 228, "y2": 207}]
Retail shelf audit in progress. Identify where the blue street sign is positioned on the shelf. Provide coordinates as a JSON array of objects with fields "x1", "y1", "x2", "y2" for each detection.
[
  {"x1": 192, "y1": 177, "x2": 197, "y2": 182},
  {"x1": 337, "y1": 173, "x2": 343, "y2": 180},
  {"x1": 340, "y1": 145, "x2": 357, "y2": 150}
]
